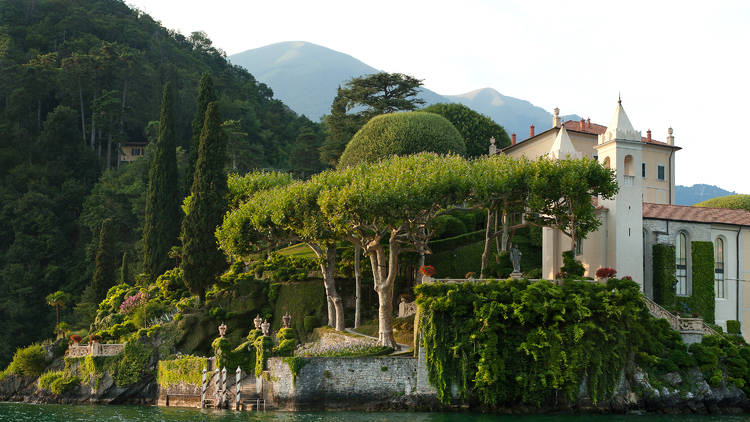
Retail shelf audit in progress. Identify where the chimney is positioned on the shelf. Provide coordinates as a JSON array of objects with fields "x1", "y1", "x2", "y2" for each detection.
[
  {"x1": 646, "y1": 129, "x2": 652, "y2": 142},
  {"x1": 530, "y1": 125, "x2": 535, "y2": 137},
  {"x1": 579, "y1": 119, "x2": 585, "y2": 130},
  {"x1": 667, "y1": 127, "x2": 674, "y2": 145},
  {"x1": 511, "y1": 133, "x2": 517, "y2": 145},
  {"x1": 586, "y1": 118, "x2": 591, "y2": 128}
]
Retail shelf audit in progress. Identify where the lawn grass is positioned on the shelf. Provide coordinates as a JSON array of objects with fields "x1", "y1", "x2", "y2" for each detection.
[
  {"x1": 353, "y1": 315, "x2": 414, "y2": 346},
  {"x1": 277, "y1": 243, "x2": 316, "y2": 258}
]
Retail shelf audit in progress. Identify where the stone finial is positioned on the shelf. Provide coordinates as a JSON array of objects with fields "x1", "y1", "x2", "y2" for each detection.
[
  {"x1": 488, "y1": 137, "x2": 497, "y2": 155},
  {"x1": 667, "y1": 127, "x2": 675, "y2": 145},
  {"x1": 261, "y1": 319, "x2": 271, "y2": 336},
  {"x1": 553, "y1": 107, "x2": 561, "y2": 127},
  {"x1": 253, "y1": 314, "x2": 263, "y2": 330},
  {"x1": 282, "y1": 313, "x2": 292, "y2": 328},
  {"x1": 218, "y1": 322, "x2": 227, "y2": 338}
]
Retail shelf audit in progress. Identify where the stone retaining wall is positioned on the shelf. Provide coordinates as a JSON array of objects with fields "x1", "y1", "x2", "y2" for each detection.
[{"x1": 265, "y1": 353, "x2": 436, "y2": 410}]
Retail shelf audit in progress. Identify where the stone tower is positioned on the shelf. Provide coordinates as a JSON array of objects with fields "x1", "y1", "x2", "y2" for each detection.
[{"x1": 594, "y1": 99, "x2": 645, "y2": 288}]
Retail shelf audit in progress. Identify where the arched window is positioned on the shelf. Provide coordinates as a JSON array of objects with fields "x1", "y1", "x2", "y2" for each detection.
[
  {"x1": 624, "y1": 155, "x2": 634, "y2": 176},
  {"x1": 715, "y1": 238, "x2": 725, "y2": 299},
  {"x1": 603, "y1": 156, "x2": 611, "y2": 168},
  {"x1": 675, "y1": 232, "x2": 688, "y2": 296}
]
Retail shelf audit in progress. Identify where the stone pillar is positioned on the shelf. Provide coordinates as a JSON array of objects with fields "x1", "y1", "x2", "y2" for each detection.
[
  {"x1": 201, "y1": 368, "x2": 207, "y2": 408},
  {"x1": 235, "y1": 366, "x2": 241, "y2": 410}
]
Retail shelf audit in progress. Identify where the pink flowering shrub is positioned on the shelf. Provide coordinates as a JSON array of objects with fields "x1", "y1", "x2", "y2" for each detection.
[{"x1": 120, "y1": 291, "x2": 149, "y2": 314}]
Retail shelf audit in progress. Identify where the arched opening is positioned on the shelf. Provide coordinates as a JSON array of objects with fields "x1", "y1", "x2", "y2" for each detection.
[
  {"x1": 675, "y1": 232, "x2": 688, "y2": 296},
  {"x1": 624, "y1": 155, "x2": 634, "y2": 176},
  {"x1": 603, "y1": 156, "x2": 611, "y2": 169},
  {"x1": 715, "y1": 237, "x2": 725, "y2": 299}
]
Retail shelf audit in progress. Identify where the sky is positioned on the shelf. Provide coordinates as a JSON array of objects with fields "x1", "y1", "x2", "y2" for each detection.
[{"x1": 126, "y1": 0, "x2": 750, "y2": 193}]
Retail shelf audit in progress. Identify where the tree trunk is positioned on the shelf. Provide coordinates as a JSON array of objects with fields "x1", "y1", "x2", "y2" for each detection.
[
  {"x1": 369, "y1": 243, "x2": 396, "y2": 347},
  {"x1": 78, "y1": 78, "x2": 86, "y2": 144},
  {"x1": 354, "y1": 244, "x2": 362, "y2": 329},
  {"x1": 310, "y1": 243, "x2": 344, "y2": 331},
  {"x1": 55, "y1": 305, "x2": 60, "y2": 326},
  {"x1": 106, "y1": 132, "x2": 112, "y2": 169},
  {"x1": 501, "y1": 211, "x2": 510, "y2": 252},
  {"x1": 494, "y1": 210, "x2": 501, "y2": 261},
  {"x1": 120, "y1": 78, "x2": 127, "y2": 133},
  {"x1": 480, "y1": 208, "x2": 494, "y2": 278},
  {"x1": 37, "y1": 99, "x2": 41, "y2": 134},
  {"x1": 90, "y1": 92, "x2": 96, "y2": 150}
]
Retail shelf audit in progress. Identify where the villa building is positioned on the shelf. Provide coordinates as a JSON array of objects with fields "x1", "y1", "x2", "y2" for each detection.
[
  {"x1": 499, "y1": 100, "x2": 750, "y2": 336},
  {"x1": 120, "y1": 141, "x2": 148, "y2": 163}
]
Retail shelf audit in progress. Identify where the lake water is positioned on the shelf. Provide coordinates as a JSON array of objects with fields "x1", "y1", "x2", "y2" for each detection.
[{"x1": 0, "y1": 403, "x2": 749, "y2": 422}]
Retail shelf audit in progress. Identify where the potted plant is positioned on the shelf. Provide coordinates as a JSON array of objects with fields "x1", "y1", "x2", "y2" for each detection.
[
  {"x1": 419, "y1": 265, "x2": 436, "y2": 281},
  {"x1": 69, "y1": 335, "x2": 82, "y2": 345},
  {"x1": 595, "y1": 267, "x2": 616, "y2": 282}
]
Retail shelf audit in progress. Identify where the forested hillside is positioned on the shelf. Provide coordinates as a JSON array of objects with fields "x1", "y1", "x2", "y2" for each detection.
[{"x1": 0, "y1": 0, "x2": 324, "y2": 367}]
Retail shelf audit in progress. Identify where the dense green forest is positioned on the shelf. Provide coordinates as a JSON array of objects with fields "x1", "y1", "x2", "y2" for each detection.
[{"x1": 0, "y1": 0, "x2": 326, "y2": 367}]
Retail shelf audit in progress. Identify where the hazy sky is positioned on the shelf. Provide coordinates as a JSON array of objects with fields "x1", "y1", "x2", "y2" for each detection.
[{"x1": 127, "y1": 0, "x2": 750, "y2": 193}]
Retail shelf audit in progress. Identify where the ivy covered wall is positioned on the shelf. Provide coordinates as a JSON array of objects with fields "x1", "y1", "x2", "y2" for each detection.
[
  {"x1": 653, "y1": 244, "x2": 677, "y2": 308},
  {"x1": 677, "y1": 241, "x2": 715, "y2": 323}
]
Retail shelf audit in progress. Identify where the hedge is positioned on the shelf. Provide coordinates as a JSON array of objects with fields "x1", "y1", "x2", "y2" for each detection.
[
  {"x1": 677, "y1": 241, "x2": 714, "y2": 323},
  {"x1": 652, "y1": 244, "x2": 677, "y2": 308},
  {"x1": 428, "y1": 230, "x2": 485, "y2": 255},
  {"x1": 338, "y1": 112, "x2": 466, "y2": 168}
]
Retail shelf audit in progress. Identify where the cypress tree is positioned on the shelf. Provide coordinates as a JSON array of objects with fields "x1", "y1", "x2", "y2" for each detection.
[
  {"x1": 181, "y1": 102, "x2": 228, "y2": 299},
  {"x1": 120, "y1": 250, "x2": 130, "y2": 284},
  {"x1": 143, "y1": 82, "x2": 180, "y2": 281},
  {"x1": 185, "y1": 73, "x2": 216, "y2": 192},
  {"x1": 92, "y1": 218, "x2": 116, "y2": 300}
]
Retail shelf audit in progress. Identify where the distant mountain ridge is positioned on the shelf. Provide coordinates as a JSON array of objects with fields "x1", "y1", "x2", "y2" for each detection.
[
  {"x1": 229, "y1": 41, "x2": 566, "y2": 138},
  {"x1": 675, "y1": 184, "x2": 737, "y2": 206}
]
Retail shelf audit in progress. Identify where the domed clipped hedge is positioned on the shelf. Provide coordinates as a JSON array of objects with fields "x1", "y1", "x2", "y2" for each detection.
[{"x1": 337, "y1": 111, "x2": 466, "y2": 168}]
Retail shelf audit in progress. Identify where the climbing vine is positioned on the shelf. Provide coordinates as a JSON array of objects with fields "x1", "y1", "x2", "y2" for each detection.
[
  {"x1": 157, "y1": 355, "x2": 208, "y2": 388},
  {"x1": 652, "y1": 244, "x2": 677, "y2": 308},
  {"x1": 678, "y1": 241, "x2": 715, "y2": 323},
  {"x1": 416, "y1": 278, "x2": 655, "y2": 406}
]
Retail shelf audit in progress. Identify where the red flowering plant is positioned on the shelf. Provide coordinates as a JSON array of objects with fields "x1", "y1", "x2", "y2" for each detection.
[
  {"x1": 69, "y1": 335, "x2": 82, "y2": 344},
  {"x1": 622, "y1": 275, "x2": 633, "y2": 281},
  {"x1": 595, "y1": 267, "x2": 617, "y2": 279},
  {"x1": 419, "y1": 265, "x2": 436, "y2": 277}
]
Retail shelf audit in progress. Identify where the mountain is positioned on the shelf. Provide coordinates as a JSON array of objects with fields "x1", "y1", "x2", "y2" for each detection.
[
  {"x1": 229, "y1": 42, "x2": 565, "y2": 137},
  {"x1": 675, "y1": 184, "x2": 737, "y2": 206}
]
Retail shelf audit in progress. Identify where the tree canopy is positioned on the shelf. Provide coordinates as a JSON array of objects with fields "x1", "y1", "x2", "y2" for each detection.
[
  {"x1": 337, "y1": 112, "x2": 466, "y2": 168},
  {"x1": 696, "y1": 194, "x2": 750, "y2": 211},
  {"x1": 422, "y1": 103, "x2": 511, "y2": 158},
  {"x1": 320, "y1": 72, "x2": 425, "y2": 166}
]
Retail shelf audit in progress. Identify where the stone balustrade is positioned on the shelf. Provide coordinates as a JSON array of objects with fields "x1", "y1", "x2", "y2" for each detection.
[{"x1": 66, "y1": 342, "x2": 125, "y2": 358}]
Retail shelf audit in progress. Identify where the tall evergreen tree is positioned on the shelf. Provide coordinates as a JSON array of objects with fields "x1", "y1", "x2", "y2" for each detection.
[
  {"x1": 92, "y1": 218, "x2": 117, "y2": 300},
  {"x1": 181, "y1": 102, "x2": 228, "y2": 299},
  {"x1": 185, "y1": 73, "x2": 216, "y2": 192},
  {"x1": 143, "y1": 82, "x2": 180, "y2": 281},
  {"x1": 120, "y1": 250, "x2": 130, "y2": 284}
]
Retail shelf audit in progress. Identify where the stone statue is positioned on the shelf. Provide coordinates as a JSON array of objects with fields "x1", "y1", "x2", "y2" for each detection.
[
  {"x1": 282, "y1": 313, "x2": 292, "y2": 328},
  {"x1": 253, "y1": 314, "x2": 263, "y2": 330},
  {"x1": 218, "y1": 322, "x2": 227, "y2": 338},
  {"x1": 510, "y1": 244, "x2": 522, "y2": 275},
  {"x1": 261, "y1": 319, "x2": 271, "y2": 336}
]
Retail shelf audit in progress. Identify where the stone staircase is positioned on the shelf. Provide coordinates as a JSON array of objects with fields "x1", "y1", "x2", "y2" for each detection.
[{"x1": 641, "y1": 295, "x2": 718, "y2": 343}]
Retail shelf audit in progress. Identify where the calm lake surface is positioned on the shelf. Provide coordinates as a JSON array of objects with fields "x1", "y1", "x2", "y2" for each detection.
[{"x1": 1, "y1": 403, "x2": 749, "y2": 422}]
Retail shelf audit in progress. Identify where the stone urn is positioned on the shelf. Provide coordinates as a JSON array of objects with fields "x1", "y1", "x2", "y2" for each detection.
[
  {"x1": 253, "y1": 314, "x2": 263, "y2": 330},
  {"x1": 282, "y1": 313, "x2": 292, "y2": 328},
  {"x1": 261, "y1": 319, "x2": 271, "y2": 336},
  {"x1": 218, "y1": 322, "x2": 227, "y2": 338}
]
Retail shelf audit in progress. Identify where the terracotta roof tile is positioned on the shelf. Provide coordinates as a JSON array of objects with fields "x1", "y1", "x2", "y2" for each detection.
[
  {"x1": 643, "y1": 203, "x2": 750, "y2": 226},
  {"x1": 563, "y1": 120, "x2": 670, "y2": 146}
]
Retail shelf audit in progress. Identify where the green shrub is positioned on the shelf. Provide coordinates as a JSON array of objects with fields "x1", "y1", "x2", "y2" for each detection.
[
  {"x1": 38, "y1": 370, "x2": 80, "y2": 395},
  {"x1": 525, "y1": 268, "x2": 542, "y2": 279},
  {"x1": 274, "y1": 328, "x2": 297, "y2": 357},
  {"x1": 449, "y1": 208, "x2": 482, "y2": 232},
  {"x1": 303, "y1": 316, "x2": 317, "y2": 335},
  {"x1": 155, "y1": 269, "x2": 189, "y2": 301},
  {"x1": 132, "y1": 300, "x2": 170, "y2": 329},
  {"x1": 653, "y1": 244, "x2": 677, "y2": 308},
  {"x1": 254, "y1": 336, "x2": 273, "y2": 377},
  {"x1": 431, "y1": 215, "x2": 467, "y2": 239},
  {"x1": 728, "y1": 320, "x2": 741, "y2": 335},
  {"x1": 486, "y1": 251, "x2": 513, "y2": 278},
  {"x1": 421, "y1": 103, "x2": 510, "y2": 158},
  {"x1": 561, "y1": 250, "x2": 584, "y2": 277},
  {"x1": 157, "y1": 355, "x2": 207, "y2": 388},
  {"x1": 112, "y1": 342, "x2": 152, "y2": 387},
  {"x1": 256, "y1": 253, "x2": 317, "y2": 282},
  {"x1": 338, "y1": 111, "x2": 466, "y2": 168},
  {"x1": 696, "y1": 194, "x2": 750, "y2": 211},
  {"x1": 5, "y1": 344, "x2": 47, "y2": 377}
]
